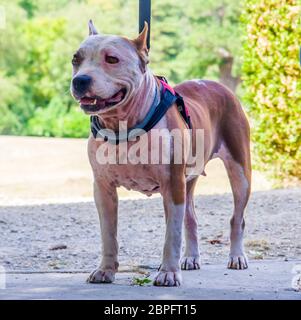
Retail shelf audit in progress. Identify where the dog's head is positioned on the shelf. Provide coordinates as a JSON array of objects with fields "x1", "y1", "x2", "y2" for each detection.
[{"x1": 71, "y1": 20, "x2": 149, "y2": 114}]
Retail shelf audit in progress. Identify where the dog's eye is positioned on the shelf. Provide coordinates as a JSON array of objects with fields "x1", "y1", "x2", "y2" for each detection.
[
  {"x1": 72, "y1": 55, "x2": 81, "y2": 67},
  {"x1": 105, "y1": 55, "x2": 119, "y2": 64}
]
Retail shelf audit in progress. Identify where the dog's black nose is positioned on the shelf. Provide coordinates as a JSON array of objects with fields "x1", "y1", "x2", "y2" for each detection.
[{"x1": 72, "y1": 75, "x2": 92, "y2": 95}]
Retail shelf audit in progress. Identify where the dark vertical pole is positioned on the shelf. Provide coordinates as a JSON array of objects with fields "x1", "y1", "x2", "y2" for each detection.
[{"x1": 139, "y1": 0, "x2": 151, "y2": 49}]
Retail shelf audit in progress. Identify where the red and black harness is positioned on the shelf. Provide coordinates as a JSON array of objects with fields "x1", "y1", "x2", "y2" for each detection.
[{"x1": 90, "y1": 77, "x2": 191, "y2": 143}]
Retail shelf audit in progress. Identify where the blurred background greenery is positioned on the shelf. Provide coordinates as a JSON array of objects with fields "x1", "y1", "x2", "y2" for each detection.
[{"x1": 0, "y1": 0, "x2": 300, "y2": 183}]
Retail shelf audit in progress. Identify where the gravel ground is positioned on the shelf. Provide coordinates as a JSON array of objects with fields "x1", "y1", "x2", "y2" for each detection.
[{"x1": 0, "y1": 188, "x2": 300, "y2": 272}]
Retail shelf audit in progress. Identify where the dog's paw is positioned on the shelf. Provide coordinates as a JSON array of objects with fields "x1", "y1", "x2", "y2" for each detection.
[
  {"x1": 181, "y1": 256, "x2": 200, "y2": 270},
  {"x1": 227, "y1": 253, "x2": 248, "y2": 270},
  {"x1": 153, "y1": 270, "x2": 182, "y2": 287},
  {"x1": 292, "y1": 274, "x2": 301, "y2": 292},
  {"x1": 87, "y1": 268, "x2": 115, "y2": 283},
  {"x1": 291, "y1": 265, "x2": 301, "y2": 291}
]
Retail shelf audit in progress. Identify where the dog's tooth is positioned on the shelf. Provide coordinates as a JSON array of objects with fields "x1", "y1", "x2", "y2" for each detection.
[{"x1": 92, "y1": 99, "x2": 97, "y2": 105}]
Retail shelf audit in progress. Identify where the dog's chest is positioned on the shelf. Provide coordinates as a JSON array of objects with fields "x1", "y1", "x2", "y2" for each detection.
[
  {"x1": 88, "y1": 135, "x2": 171, "y2": 196},
  {"x1": 103, "y1": 163, "x2": 166, "y2": 195}
]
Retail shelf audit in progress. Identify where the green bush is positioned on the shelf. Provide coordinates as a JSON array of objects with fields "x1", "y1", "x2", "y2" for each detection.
[
  {"x1": 242, "y1": 0, "x2": 301, "y2": 182},
  {"x1": 26, "y1": 97, "x2": 89, "y2": 138},
  {"x1": 0, "y1": 74, "x2": 23, "y2": 134}
]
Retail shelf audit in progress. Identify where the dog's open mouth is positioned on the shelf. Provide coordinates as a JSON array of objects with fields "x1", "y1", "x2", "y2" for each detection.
[{"x1": 79, "y1": 88, "x2": 127, "y2": 113}]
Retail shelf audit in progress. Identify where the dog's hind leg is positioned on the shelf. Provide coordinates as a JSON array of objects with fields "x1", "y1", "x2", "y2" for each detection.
[
  {"x1": 217, "y1": 142, "x2": 251, "y2": 270},
  {"x1": 215, "y1": 95, "x2": 252, "y2": 269},
  {"x1": 181, "y1": 177, "x2": 200, "y2": 270}
]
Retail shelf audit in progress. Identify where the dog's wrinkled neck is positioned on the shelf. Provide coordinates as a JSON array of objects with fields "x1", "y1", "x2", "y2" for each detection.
[{"x1": 95, "y1": 70, "x2": 158, "y2": 132}]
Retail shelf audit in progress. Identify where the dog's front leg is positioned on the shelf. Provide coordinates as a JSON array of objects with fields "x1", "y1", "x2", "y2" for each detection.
[
  {"x1": 87, "y1": 180, "x2": 118, "y2": 284},
  {"x1": 154, "y1": 176, "x2": 186, "y2": 287}
]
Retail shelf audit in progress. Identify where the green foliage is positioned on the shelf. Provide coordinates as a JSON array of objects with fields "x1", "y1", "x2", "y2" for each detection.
[
  {"x1": 23, "y1": 18, "x2": 67, "y2": 106},
  {"x1": 184, "y1": 0, "x2": 242, "y2": 79},
  {"x1": 0, "y1": 75, "x2": 22, "y2": 134},
  {"x1": 26, "y1": 97, "x2": 89, "y2": 138},
  {"x1": 131, "y1": 276, "x2": 152, "y2": 286},
  {"x1": 19, "y1": 0, "x2": 38, "y2": 18},
  {"x1": 151, "y1": 0, "x2": 242, "y2": 84},
  {"x1": 0, "y1": 0, "x2": 243, "y2": 139},
  {"x1": 242, "y1": 0, "x2": 301, "y2": 181}
]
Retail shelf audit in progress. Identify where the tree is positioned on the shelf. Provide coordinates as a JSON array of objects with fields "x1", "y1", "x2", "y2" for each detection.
[
  {"x1": 183, "y1": 0, "x2": 242, "y2": 91},
  {"x1": 151, "y1": 0, "x2": 242, "y2": 91}
]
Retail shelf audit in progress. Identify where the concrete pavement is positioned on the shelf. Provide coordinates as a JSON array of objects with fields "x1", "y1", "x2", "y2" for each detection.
[{"x1": 1, "y1": 260, "x2": 300, "y2": 300}]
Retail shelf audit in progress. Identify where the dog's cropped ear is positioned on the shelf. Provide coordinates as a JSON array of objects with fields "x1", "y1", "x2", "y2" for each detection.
[
  {"x1": 133, "y1": 21, "x2": 149, "y2": 53},
  {"x1": 132, "y1": 22, "x2": 149, "y2": 72},
  {"x1": 88, "y1": 19, "x2": 99, "y2": 36}
]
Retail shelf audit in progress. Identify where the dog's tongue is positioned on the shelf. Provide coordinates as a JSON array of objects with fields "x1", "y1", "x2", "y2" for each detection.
[{"x1": 107, "y1": 90, "x2": 124, "y2": 103}]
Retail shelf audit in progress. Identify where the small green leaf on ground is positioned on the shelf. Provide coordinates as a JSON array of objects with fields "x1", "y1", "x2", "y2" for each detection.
[{"x1": 131, "y1": 276, "x2": 152, "y2": 286}]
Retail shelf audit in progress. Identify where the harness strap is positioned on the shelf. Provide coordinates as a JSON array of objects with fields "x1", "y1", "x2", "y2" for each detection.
[
  {"x1": 175, "y1": 92, "x2": 192, "y2": 130},
  {"x1": 141, "y1": 82, "x2": 177, "y2": 132},
  {"x1": 157, "y1": 76, "x2": 192, "y2": 130}
]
